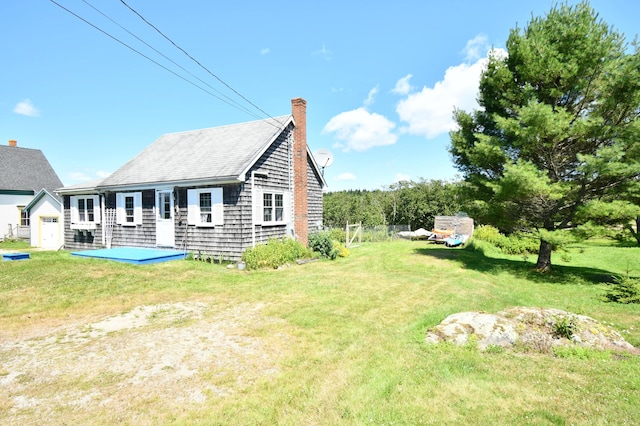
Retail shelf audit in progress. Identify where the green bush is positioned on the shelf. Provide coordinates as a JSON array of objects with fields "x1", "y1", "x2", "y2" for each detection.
[
  {"x1": 241, "y1": 238, "x2": 314, "y2": 270},
  {"x1": 473, "y1": 225, "x2": 503, "y2": 245},
  {"x1": 333, "y1": 240, "x2": 350, "y2": 258},
  {"x1": 328, "y1": 228, "x2": 346, "y2": 243},
  {"x1": 551, "y1": 315, "x2": 578, "y2": 339},
  {"x1": 473, "y1": 225, "x2": 539, "y2": 255},
  {"x1": 604, "y1": 276, "x2": 640, "y2": 304},
  {"x1": 308, "y1": 231, "x2": 338, "y2": 259}
]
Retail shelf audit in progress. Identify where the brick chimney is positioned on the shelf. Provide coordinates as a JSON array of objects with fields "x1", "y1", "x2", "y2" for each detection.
[
  {"x1": 8, "y1": 140, "x2": 17, "y2": 147},
  {"x1": 292, "y1": 98, "x2": 309, "y2": 246}
]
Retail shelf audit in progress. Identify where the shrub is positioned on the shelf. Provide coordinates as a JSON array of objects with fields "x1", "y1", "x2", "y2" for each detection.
[
  {"x1": 309, "y1": 231, "x2": 338, "y2": 259},
  {"x1": 333, "y1": 240, "x2": 350, "y2": 258},
  {"x1": 328, "y1": 228, "x2": 346, "y2": 243},
  {"x1": 472, "y1": 225, "x2": 539, "y2": 255},
  {"x1": 308, "y1": 232, "x2": 351, "y2": 259},
  {"x1": 604, "y1": 275, "x2": 640, "y2": 304},
  {"x1": 241, "y1": 238, "x2": 313, "y2": 270},
  {"x1": 551, "y1": 315, "x2": 578, "y2": 339},
  {"x1": 473, "y1": 225, "x2": 503, "y2": 246}
]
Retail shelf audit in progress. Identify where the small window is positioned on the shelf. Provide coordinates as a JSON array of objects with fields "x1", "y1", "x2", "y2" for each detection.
[
  {"x1": 116, "y1": 192, "x2": 142, "y2": 225},
  {"x1": 70, "y1": 195, "x2": 101, "y2": 229},
  {"x1": 263, "y1": 193, "x2": 273, "y2": 222},
  {"x1": 256, "y1": 191, "x2": 290, "y2": 225},
  {"x1": 18, "y1": 206, "x2": 30, "y2": 226},
  {"x1": 87, "y1": 198, "x2": 94, "y2": 222},
  {"x1": 125, "y1": 196, "x2": 135, "y2": 223},
  {"x1": 187, "y1": 188, "x2": 223, "y2": 226},
  {"x1": 78, "y1": 199, "x2": 86, "y2": 222},
  {"x1": 275, "y1": 194, "x2": 284, "y2": 222},
  {"x1": 200, "y1": 192, "x2": 212, "y2": 223},
  {"x1": 160, "y1": 192, "x2": 171, "y2": 219}
]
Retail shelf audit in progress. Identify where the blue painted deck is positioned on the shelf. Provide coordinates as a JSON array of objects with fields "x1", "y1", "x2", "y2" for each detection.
[
  {"x1": 71, "y1": 247, "x2": 186, "y2": 265},
  {"x1": 2, "y1": 252, "x2": 31, "y2": 261}
]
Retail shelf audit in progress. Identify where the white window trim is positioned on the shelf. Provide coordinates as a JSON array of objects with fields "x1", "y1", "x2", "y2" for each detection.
[
  {"x1": 70, "y1": 195, "x2": 101, "y2": 230},
  {"x1": 116, "y1": 192, "x2": 143, "y2": 226},
  {"x1": 254, "y1": 189, "x2": 291, "y2": 226},
  {"x1": 187, "y1": 188, "x2": 223, "y2": 227}
]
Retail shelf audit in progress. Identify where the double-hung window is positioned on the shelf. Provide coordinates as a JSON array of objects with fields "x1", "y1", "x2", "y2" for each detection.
[
  {"x1": 18, "y1": 206, "x2": 30, "y2": 226},
  {"x1": 116, "y1": 192, "x2": 143, "y2": 225},
  {"x1": 70, "y1": 195, "x2": 101, "y2": 229},
  {"x1": 187, "y1": 188, "x2": 223, "y2": 226},
  {"x1": 255, "y1": 190, "x2": 290, "y2": 225}
]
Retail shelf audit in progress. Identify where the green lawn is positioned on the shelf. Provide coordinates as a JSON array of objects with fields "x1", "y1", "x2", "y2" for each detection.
[{"x1": 1, "y1": 239, "x2": 638, "y2": 425}]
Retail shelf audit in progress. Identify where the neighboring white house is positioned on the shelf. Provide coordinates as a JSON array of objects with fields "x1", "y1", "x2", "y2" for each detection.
[{"x1": 0, "y1": 140, "x2": 64, "y2": 247}]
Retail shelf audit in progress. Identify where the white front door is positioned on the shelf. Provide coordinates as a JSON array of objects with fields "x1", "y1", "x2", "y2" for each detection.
[
  {"x1": 41, "y1": 217, "x2": 60, "y2": 249},
  {"x1": 156, "y1": 190, "x2": 175, "y2": 247}
]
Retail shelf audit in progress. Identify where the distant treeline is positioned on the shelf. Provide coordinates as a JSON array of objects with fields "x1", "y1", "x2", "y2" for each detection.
[{"x1": 323, "y1": 179, "x2": 466, "y2": 231}]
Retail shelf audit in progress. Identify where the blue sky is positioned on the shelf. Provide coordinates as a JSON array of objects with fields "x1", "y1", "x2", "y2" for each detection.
[{"x1": 2, "y1": 1, "x2": 637, "y2": 191}]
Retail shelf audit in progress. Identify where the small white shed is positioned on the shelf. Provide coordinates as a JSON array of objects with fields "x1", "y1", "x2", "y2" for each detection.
[{"x1": 25, "y1": 189, "x2": 63, "y2": 249}]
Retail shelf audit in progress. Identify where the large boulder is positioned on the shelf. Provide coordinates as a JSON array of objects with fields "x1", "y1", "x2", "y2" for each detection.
[{"x1": 425, "y1": 307, "x2": 638, "y2": 354}]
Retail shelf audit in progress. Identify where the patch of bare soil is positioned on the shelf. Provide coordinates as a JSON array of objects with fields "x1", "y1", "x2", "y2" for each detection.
[{"x1": 0, "y1": 302, "x2": 290, "y2": 425}]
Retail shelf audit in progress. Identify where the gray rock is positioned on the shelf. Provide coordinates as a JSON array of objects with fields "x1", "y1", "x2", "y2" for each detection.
[{"x1": 426, "y1": 307, "x2": 638, "y2": 354}]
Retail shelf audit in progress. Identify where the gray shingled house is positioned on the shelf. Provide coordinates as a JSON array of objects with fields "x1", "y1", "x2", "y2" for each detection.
[
  {"x1": 0, "y1": 140, "x2": 64, "y2": 245},
  {"x1": 57, "y1": 98, "x2": 326, "y2": 260}
]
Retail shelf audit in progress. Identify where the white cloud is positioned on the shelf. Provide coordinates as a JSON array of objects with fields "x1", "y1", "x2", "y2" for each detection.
[
  {"x1": 396, "y1": 46, "x2": 506, "y2": 139},
  {"x1": 323, "y1": 107, "x2": 397, "y2": 152},
  {"x1": 391, "y1": 74, "x2": 413, "y2": 95},
  {"x1": 14, "y1": 99, "x2": 40, "y2": 117},
  {"x1": 67, "y1": 170, "x2": 111, "y2": 184},
  {"x1": 67, "y1": 171, "x2": 93, "y2": 183},
  {"x1": 335, "y1": 172, "x2": 357, "y2": 181},
  {"x1": 260, "y1": 48, "x2": 270, "y2": 55},
  {"x1": 462, "y1": 34, "x2": 489, "y2": 62},
  {"x1": 364, "y1": 86, "x2": 378, "y2": 107},
  {"x1": 394, "y1": 173, "x2": 411, "y2": 183}
]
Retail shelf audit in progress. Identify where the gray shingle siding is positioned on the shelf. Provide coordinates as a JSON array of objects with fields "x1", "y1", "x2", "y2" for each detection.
[{"x1": 307, "y1": 152, "x2": 324, "y2": 233}]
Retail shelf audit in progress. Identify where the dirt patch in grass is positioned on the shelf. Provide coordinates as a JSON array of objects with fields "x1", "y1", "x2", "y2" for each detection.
[{"x1": 0, "y1": 301, "x2": 290, "y2": 424}]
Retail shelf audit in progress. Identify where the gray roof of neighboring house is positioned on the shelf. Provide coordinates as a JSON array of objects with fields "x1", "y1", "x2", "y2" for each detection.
[
  {"x1": 0, "y1": 144, "x2": 64, "y2": 199},
  {"x1": 98, "y1": 115, "x2": 293, "y2": 189},
  {"x1": 55, "y1": 178, "x2": 105, "y2": 195}
]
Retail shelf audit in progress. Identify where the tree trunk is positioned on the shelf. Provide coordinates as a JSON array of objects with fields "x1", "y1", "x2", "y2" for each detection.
[
  {"x1": 624, "y1": 216, "x2": 640, "y2": 246},
  {"x1": 535, "y1": 240, "x2": 553, "y2": 272}
]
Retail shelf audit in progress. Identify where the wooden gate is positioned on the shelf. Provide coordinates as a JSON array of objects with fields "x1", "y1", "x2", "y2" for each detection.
[{"x1": 346, "y1": 222, "x2": 362, "y2": 248}]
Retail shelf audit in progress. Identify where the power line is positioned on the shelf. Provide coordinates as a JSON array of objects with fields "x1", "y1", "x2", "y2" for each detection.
[
  {"x1": 48, "y1": 0, "x2": 286, "y2": 128},
  {"x1": 118, "y1": 0, "x2": 284, "y2": 126},
  {"x1": 80, "y1": 0, "x2": 259, "y2": 120}
]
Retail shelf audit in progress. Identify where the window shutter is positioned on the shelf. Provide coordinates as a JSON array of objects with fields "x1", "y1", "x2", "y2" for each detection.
[
  {"x1": 283, "y1": 191, "x2": 292, "y2": 223},
  {"x1": 133, "y1": 192, "x2": 143, "y2": 225},
  {"x1": 93, "y1": 196, "x2": 101, "y2": 224},
  {"x1": 212, "y1": 188, "x2": 224, "y2": 226},
  {"x1": 116, "y1": 193, "x2": 124, "y2": 224},
  {"x1": 187, "y1": 189, "x2": 199, "y2": 225},
  {"x1": 253, "y1": 188, "x2": 263, "y2": 225},
  {"x1": 70, "y1": 196, "x2": 79, "y2": 224}
]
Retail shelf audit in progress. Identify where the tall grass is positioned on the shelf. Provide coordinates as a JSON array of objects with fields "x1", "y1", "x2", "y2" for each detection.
[{"x1": 1, "y1": 239, "x2": 638, "y2": 425}]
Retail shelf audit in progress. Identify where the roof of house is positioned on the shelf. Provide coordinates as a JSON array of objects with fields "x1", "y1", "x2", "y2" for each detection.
[
  {"x1": 98, "y1": 115, "x2": 294, "y2": 189},
  {"x1": 0, "y1": 145, "x2": 63, "y2": 198},
  {"x1": 24, "y1": 189, "x2": 63, "y2": 211}
]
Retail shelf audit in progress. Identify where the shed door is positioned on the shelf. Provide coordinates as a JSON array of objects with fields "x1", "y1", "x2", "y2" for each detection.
[
  {"x1": 156, "y1": 190, "x2": 175, "y2": 247},
  {"x1": 41, "y1": 217, "x2": 60, "y2": 249}
]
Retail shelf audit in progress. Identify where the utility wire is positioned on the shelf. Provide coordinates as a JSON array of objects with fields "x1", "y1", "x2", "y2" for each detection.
[
  {"x1": 118, "y1": 0, "x2": 285, "y2": 127},
  {"x1": 48, "y1": 0, "x2": 286, "y2": 128},
  {"x1": 80, "y1": 0, "x2": 259, "y2": 120}
]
